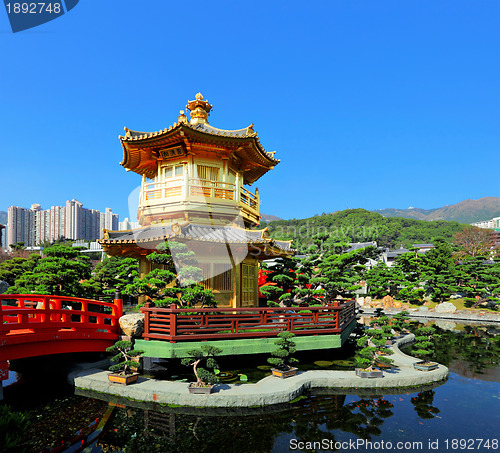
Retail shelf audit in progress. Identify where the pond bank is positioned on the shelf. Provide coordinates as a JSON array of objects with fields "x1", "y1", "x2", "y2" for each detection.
[
  {"x1": 360, "y1": 307, "x2": 500, "y2": 324},
  {"x1": 68, "y1": 335, "x2": 449, "y2": 408}
]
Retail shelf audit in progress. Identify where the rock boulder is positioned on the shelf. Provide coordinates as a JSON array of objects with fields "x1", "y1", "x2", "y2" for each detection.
[
  {"x1": 382, "y1": 295, "x2": 394, "y2": 308},
  {"x1": 434, "y1": 302, "x2": 457, "y2": 313},
  {"x1": 119, "y1": 313, "x2": 145, "y2": 338}
]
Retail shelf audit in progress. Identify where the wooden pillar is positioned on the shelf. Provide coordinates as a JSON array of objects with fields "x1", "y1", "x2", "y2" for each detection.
[
  {"x1": 253, "y1": 262, "x2": 259, "y2": 307},
  {"x1": 139, "y1": 256, "x2": 149, "y2": 279},
  {"x1": 234, "y1": 263, "x2": 241, "y2": 308}
]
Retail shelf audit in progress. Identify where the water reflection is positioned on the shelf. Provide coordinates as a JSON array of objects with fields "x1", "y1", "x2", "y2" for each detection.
[
  {"x1": 2, "y1": 322, "x2": 499, "y2": 452},
  {"x1": 92, "y1": 394, "x2": 396, "y2": 453},
  {"x1": 410, "y1": 390, "x2": 440, "y2": 419}
]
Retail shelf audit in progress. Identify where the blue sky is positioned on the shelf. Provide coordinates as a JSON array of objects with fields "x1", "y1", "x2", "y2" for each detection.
[{"x1": 1, "y1": 1, "x2": 499, "y2": 221}]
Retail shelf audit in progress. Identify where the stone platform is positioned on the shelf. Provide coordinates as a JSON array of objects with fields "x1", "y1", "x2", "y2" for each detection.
[{"x1": 68, "y1": 335, "x2": 449, "y2": 408}]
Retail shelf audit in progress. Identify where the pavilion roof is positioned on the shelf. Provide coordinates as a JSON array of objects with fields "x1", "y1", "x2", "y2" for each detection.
[
  {"x1": 119, "y1": 94, "x2": 280, "y2": 184},
  {"x1": 99, "y1": 223, "x2": 294, "y2": 259}
]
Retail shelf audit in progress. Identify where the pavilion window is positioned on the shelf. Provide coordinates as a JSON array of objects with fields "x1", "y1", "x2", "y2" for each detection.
[
  {"x1": 162, "y1": 165, "x2": 183, "y2": 179},
  {"x1": 213, "y1": 263, "x2": 233, "y2": 291},
  {"x1": 197, "y1": 165, "x2": 220, "y2": 181},
  {"x1": 199, "y1": 263, "x2": 212, "y2": 289}
]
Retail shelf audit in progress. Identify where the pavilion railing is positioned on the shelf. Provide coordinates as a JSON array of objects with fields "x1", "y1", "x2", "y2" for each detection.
[{"x1": 141, "y1": 300, "x2": 356, "y2": 343}]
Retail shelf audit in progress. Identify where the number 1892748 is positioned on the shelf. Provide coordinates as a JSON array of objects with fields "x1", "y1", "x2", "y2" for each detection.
[{"x1": 5, "y1": 3, "x2": 62, "y2": 14}]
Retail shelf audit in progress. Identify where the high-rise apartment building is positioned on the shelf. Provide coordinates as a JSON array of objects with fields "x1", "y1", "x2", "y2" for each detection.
[
  {"x1": 119, "y1": 218, "x2": 140, "y2": 230},
  {"x1": 7, "y1": 205, "x2": 35, "y2": 246},
  {"x1": 6, "y1": 201, "x2": 120, "y2": 248}
]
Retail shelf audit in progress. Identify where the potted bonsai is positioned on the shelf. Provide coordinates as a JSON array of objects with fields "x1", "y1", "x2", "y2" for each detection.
[
  {"x1": 355, "y1": 325, "x2": 394, "y2": 378},
  {"x1": 411, "y1": 325, "x2": 440, "y2": 371},
  {"x1": 106, "y1": 340, "x2": 144, "y2": 385},
  {"x1": 268, "y1": 331, "x2": 299, "y2": 378},
  {"x1": 181, "y1": 344, "x2": 222, "y2": 394}
]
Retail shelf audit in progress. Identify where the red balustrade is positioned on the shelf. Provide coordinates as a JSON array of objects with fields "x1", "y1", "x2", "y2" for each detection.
[
  {"x1": 141, "y1": 300, "x2": 356, "y2": 343},
  {"x1": 0, "y1": 294, "x2": 123, "y2": 363}
]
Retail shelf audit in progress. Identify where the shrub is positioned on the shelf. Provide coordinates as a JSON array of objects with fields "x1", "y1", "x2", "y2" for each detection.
[{"x1": 267, "y1": 331, "x2": 299, "y2": 371}]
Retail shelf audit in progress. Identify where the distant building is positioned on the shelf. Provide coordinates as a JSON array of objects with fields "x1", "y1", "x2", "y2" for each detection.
[
  {"x1": 7, "y1": 205, "x2": 35, "y2": 246},
  {"x1": 7, "y1": 201, "x2": 120, "y2": 248},
  {"x1": 119, "y1": 217, "x2": 140, "y2": 230},
  {"x1": 471, "y1": 217, "x2": 500, "y2": 231},
  {"x1": 0, "y1": 224, "x2": 4, "y2": 249},
  {"x1": 381, "y1": 246, "x2": 409, "y2": 266},
  {"x1": 72, "y1": 241, "x2": 104, "y2": 254},
  {"x1": 412, "y1": 243, "x2": 435, "y2": 254}
]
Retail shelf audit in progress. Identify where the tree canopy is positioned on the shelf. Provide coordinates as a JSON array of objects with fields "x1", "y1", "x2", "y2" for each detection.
[
  {"x1": 262, "y1": 208, "x2": 467, "y2": 252},
  {"x1": 5, "y1": 245, "x2": 92, "y2": 296}
]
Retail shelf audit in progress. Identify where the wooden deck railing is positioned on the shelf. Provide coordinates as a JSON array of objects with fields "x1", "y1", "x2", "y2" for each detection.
[{"x1": 141, "y1": 300, "x2": 356, "y2": 342}]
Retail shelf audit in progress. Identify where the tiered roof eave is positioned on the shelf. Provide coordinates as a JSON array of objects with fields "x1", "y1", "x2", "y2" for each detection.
[
  {"x1": 119, "y1": 121, "x2": 280, "y2": 184},
  {"x1": 98, "y1": 223, "x2": 295, "y2": 259}
]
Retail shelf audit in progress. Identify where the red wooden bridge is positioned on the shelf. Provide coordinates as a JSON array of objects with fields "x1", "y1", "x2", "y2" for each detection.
[{"x1": 0, "y1": 294, "x2": 122, "y2": 373}]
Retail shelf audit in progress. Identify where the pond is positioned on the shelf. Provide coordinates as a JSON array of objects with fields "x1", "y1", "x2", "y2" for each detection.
[{"x1": 1, "y1": 321, "x2": 499, "y2": 452}]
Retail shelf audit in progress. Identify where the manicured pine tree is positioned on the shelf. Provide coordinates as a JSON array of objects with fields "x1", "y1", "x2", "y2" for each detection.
[
  {"x1": 5, "y1": 245, "x2": 92, "y2": 297},
  {"x1": 455, "y1": 257, "x2": 500, "y2": 308},
  {"x1": 355, "y1": 317, "x2": 394, "y2": 371},
  {"x1": 365, "y1": 262, "x2": 404, "y2": 299},
  {"x1": 106, "y1": 340, "x2": 144, "y2": 375},
  {"x1": 267, "y1": 331, "x2": 299, "y2": 371},
  {"x1": 420, "y1": 238, "x2": 458, "y2": 303},
  {"x1": 181, "y1": 344, "x2": 222, "y2": 387},
  {"x1": 411, "y1": 325, "x2": 441, "y2": 363},
  {"x1": 124, "y1": 241, "x2": 215, "y2": 308}
]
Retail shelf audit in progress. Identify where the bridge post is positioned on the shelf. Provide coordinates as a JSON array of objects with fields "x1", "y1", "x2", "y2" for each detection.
[{"x1": 114, "y1": 287, "x2": 123, "y2": 319}]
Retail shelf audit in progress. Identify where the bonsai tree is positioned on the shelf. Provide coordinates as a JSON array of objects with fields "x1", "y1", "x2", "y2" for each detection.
[
  {"x1": 411, "y1": 325, "x2": 441, "y2": 364},
  {"x1": 106, "y1": 340, "x2": 144, "y2": 375},
  {"x1": 181, "y1": 344, "x2": 222, "y2": 387},
  {"x1": 390, "y1": 311, "x2": 411, "y2": 335},
  {"x1": 267, "y1": 331, "x2": 299, "y2": 371},
  {"x1": 355, "y1": 324, "x2": 394, "y2": 371}
]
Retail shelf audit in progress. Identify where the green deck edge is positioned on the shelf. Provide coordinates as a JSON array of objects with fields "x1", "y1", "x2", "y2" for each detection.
[{"x1": 135, "y1": 319, "x2": 356, "y2": 358}]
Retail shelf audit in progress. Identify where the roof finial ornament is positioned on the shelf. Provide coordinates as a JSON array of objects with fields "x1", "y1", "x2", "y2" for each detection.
[
  {"x1": 178, "y1": 110, "x2": 187, "y2": 124},
  {"x1": 186, "y1": 92, "x2": 213, "y2": 125}
]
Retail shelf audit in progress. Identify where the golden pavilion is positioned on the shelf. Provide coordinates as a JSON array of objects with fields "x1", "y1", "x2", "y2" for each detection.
[{"x1": 99, "y1": 93, "x2": 293, "y2": 307}]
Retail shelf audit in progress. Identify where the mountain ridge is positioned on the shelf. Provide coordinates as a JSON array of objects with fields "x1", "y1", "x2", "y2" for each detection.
[{"x1": 372, "y1": 197, "x2": 500, "y2": 224}]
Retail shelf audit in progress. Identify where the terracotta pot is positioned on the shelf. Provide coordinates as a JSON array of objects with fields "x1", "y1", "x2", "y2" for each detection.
[
  {"x1": 108, "y1": 372, "x2": 139, "y2": 385},
  {"x1": 413, "y1": 361, "x2": 439, "y2": 371},
  {"x1": 271, "y1": 367, "x2": 298, "y2": 379},
  {"x1": 188, "y1": 383, "x2": 214, "y2": 394},
  {"x1": 355, "y1": 368, "x2": 383, "y2": 378}
]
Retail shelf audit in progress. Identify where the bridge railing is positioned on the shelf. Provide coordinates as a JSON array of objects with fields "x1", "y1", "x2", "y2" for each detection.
[
  {"x1": 141, "y1": 300, "x2": 356, "y2": 342},
  {"x1": 0, "y1": 294, "x2": 123, "y2": 336}
]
